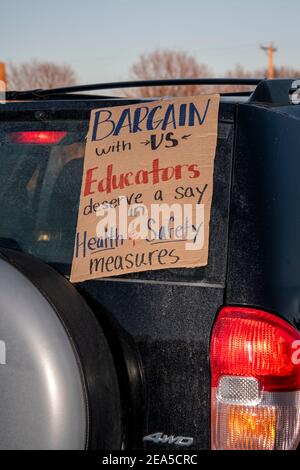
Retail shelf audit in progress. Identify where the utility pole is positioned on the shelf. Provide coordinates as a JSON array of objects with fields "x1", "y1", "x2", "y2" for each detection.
[
  {"x1": 260, "y1": 43, "x2": 277, "y2": 79},
  {"x1": 0, "y1": 63, "x2": 6, "y2": 84},
  {"x1": 0, "y1": 63, "x2": 6, "y2": 103}
]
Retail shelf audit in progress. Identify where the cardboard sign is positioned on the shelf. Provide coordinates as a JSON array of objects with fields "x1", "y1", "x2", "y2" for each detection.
[{"x1": 70, "y1": 95, "x2": 220, "y2": 282}]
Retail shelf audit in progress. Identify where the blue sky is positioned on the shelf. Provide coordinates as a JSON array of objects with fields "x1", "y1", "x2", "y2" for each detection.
[{"x1": 1, "y1": 0, "x2": 299, "y2": 84}]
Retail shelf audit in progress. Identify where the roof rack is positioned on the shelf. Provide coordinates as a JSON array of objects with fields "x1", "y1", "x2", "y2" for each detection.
[{"x1": 7, "y1": 78, "x2": 262, "y2": 100}]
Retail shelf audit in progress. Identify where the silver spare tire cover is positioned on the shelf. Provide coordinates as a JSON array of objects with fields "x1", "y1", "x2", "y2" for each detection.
[{"x1": 0, "y1": 248, "x2": 121, "y2": 450}]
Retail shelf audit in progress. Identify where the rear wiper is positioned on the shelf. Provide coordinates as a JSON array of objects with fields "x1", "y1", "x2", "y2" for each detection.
[
  {"x1": 6, "y1": 78, "x2": 262, "y2": 100},
  {"x1": 0, "y1": 238, "x2": 22, "y2": 252}
]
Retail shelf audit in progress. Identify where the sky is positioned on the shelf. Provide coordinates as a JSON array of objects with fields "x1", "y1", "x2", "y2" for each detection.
[{"x1": 1, "y1": 0, "x2": 299, "y2": 84}]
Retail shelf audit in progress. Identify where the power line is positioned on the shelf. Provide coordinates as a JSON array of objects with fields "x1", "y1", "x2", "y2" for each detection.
[{"x1": 68, "y1": 43, "x2": 261, "y2": 65}]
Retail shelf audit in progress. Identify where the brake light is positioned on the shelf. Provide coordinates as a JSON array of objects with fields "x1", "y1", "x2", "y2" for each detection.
[
  {"x1": 9, "y1": 131, "x2": 66, "y2": 145},
  {"x1": 210, "y1": 306, "x2": 300, "y2": 450}
]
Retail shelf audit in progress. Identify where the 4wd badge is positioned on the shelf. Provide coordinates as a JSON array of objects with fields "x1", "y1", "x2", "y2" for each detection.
[{"x1": 143, "y1": 432, "x2": 194, "y2": 447}]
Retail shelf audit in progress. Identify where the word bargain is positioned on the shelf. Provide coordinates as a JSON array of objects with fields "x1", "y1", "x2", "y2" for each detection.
[{"x1": 91, "y1": 100, "x2": 211, "y2": 141}]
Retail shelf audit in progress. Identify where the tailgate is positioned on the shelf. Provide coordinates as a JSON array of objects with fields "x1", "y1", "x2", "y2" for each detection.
[{"x1": 0, "y1": 98, "x2": 235, "y2": 448}]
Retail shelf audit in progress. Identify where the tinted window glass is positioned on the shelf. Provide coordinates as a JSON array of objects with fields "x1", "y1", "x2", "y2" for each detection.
[
  {"x1": 0, "y1": 121, "x2": 86, "y2": 264},
  {"x1": 0, "y1": 110, "x2": 233, "y2": 283}
]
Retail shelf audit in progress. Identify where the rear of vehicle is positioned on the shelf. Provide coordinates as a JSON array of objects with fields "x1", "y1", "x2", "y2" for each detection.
[{"x1": 0, "y1": 79, "x2": 299, "y2": 450}]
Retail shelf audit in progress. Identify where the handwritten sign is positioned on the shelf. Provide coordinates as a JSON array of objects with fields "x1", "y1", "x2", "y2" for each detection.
[{"x1": 70, "y1": 95, "x2": 220, "y2": 282}]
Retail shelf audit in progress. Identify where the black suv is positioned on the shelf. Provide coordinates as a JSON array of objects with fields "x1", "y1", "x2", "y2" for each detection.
[{"x1": 0, "y1": 78, "x2": 300, "y2": 450}]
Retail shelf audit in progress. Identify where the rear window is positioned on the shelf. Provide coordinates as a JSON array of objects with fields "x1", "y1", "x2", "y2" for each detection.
[
  {"x1": 0, "y1": 120, "x2": 86, "y2": 265},
  {"x1": 0, "y1": 103, "x2": 233, "y2": 284}
]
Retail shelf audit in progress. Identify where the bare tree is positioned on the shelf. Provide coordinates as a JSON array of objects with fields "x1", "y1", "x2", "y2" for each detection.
[
  {"x1": 8, "y1": 60, "x2": 77, "y2": 90},
  {"x1": 124, "y1": 49, "x2": 213, "y2": 97},
  {"x1": 223, "y1": 64, "x2": 265, "y2": 92},
  {"x1": 224, "y1": 64, "x2": 300, "y2": 92},
  {"x1": 274, "y1": 66, "x2": 300, "y2": 78}
]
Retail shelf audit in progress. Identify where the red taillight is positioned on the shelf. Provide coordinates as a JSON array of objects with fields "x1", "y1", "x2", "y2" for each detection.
[
  {"x1": 211, "y1": 307, "x2": 300, "y2": 392},
  {"x1": 9, "y1": 131, "x2": 66, "y2": 145},
  {"x1": 210, "y1": 306, "x2": 300, "y2": 450}
]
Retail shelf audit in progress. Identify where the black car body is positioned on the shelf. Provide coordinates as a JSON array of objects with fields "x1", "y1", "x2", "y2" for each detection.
[{"x1": 0, "y1": 78, "x2": 300, "y2": 450}]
